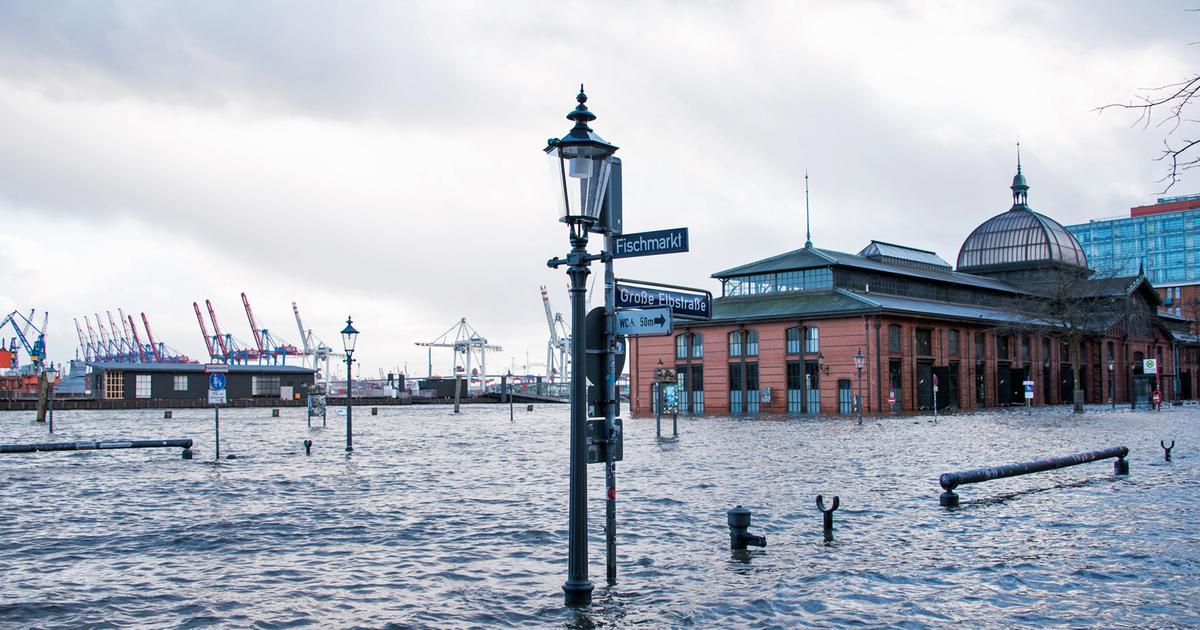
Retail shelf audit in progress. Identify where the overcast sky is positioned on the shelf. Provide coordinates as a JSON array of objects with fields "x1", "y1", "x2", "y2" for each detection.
[{"x1": 0, "y1": 1, "x2": 1195, "y2": 378}]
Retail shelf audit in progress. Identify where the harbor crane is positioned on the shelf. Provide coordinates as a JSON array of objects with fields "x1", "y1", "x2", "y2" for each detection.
[
  {"x1": 241, "y1": 292, "x2": 302, "y2": 365},
  {"x1": 1, "y1": 309, "x2": 48, "y2": 373},
  {"x1": 540, "y1": 286, "x2": 571, "y2": 384},
  {"x1": 204, "y1": 298, "x2": 257, "y2": 364},
  {"x1": 291, "y1": 301, "x2": 338, "y2": 381},
  {"x1": 414, "y1": 318, "x2": 502, "y2": 395}
]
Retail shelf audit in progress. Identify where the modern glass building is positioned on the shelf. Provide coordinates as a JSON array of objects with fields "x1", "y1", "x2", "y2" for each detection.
[{"x1": 1066, "y1": 195, "x2": 1200, "y2": 291}]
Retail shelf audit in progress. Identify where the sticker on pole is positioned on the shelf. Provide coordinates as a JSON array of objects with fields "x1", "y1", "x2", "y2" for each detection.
[{"x1": 208, "y1": 372, "x2": 227, "y2": 405}]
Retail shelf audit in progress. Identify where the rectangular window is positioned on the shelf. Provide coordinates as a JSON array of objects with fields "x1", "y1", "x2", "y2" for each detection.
[
  {"x1": 135, "y1": 374, "x2": 151, "y2": 399},
  {"x1": 805, "y1": 327, "x2": 819, "y2": 353},
  {"x1": 252, "y1": 375, "x2": 281, "y2": 397},
  {"x1": 1021, "y1": 336, "x2": 1031, "y2": 362},
  {"x1": 786, "y1": 327, "x2": 802, "y2": 354},
  {"x1": 174, "y1": 375, "x2": 188, "y2": 391},
  {"x1": 975, "y1": 332, "x2": 985, "y2": 358},
  {"x1": 728, "y1": 332, "x2": 742, "y2": 357},
  {"x1": 746, "y1": 330, "x2": 759, "y2": 357},
  {"x1": 915, "y1": 329, "x2": 932, "y2": 357},
  {"x1": 676, "y1": 335, "x2": 688, "y2": 359},
  {"x1": 691, "y1": 333, "x2": 703, "y2": 359},
  {"x1": 948, "y1": 329, "x2": 960, "y2": 356},
  {"x1": 104, "y1": 371, "x2": 124, "y2": 400},
  {"x1": 996, "y1": 336, "x2": 1010, "y2": 361},
  {"x1": 888, "y1": 325, "x2": 902, "y2": 353}
]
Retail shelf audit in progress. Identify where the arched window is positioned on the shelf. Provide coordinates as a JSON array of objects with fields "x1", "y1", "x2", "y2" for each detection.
[
  {"x1": 676, "y1": 334, "x2": 688, "y2": 360},
  {"x1": 691, "y1": 333, "x2": 703, "y2": 359},
  {"x1": 786, "y1": 327, "x2": 802, "y2": 354}
]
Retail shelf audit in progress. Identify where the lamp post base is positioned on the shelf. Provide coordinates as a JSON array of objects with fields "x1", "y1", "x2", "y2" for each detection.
[{"x1": 563, "y1": 579, "x2": 594, "y2": 607}]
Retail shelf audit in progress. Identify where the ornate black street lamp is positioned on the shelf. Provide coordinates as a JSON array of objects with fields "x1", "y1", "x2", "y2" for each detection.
[
  {"x1": 854, "y1": 348, "x2": 865, "y2": 424},
  {"x1": 545, "y1": 85, "x2": 618, "y2": 608},
  {"x1": 341, "y1": 316, "x2": 359, "y2": 452}
]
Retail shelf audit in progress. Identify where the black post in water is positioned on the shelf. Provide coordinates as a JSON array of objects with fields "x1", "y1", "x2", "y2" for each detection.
[
  {"x1": 545, "y1": 84, "x2": 617, "y2": 608},
  {"x1": 340, "y1": 316, "x2": 359, "y2": 453},
  {"x1": 603, "y1": 228, "x2": 619, "y2": 588},
  {"x1": 0, "y1": 439, "x2": 193, "y2": 454},
  {"x1": 507, "y1": 372, "x2": 514, "y2": 422},
  {"x1": 214, "y1": 407, "x2": 220, "y2": 461}
]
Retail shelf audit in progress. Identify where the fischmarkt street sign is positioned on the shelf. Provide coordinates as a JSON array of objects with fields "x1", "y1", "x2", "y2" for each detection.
[
  {"x1": 614, "y1": 307, "x2": 672, "y2": 336},
  {"x1": 612, "y1": 228, "x2": 689, "y2": 259}
]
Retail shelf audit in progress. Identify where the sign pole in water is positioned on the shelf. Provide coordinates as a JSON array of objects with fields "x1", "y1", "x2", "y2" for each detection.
[{"x1": 206, "y1": 364, "x2": 228, "y2": 461}]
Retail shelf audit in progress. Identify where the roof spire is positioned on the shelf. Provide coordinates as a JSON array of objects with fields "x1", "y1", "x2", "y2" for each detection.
[
  {"x1": 1011, "y1": 142, "x2": 1029, "y2": 207},
  {"x1": 804, "y1": 171, "x2": 813, "y2": 248},
  {"x1": 1139, "y1": 259, "x2": 1145, "y2": 277}
]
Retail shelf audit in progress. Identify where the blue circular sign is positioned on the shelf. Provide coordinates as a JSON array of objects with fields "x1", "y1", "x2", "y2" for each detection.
[{"x1": 209, "y1": 373, "x2": 227, "y2": 390}]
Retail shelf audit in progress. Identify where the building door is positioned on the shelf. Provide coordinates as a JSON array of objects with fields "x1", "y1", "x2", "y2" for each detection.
[
  {"x1": 1182, "y1": 370, "x2": 1193, "y2": 400},
  {"x1": 838, "y1": 379, "x2": 853, "y2": 414},
  {"x1": 916, "y1": 363, "x2": 933, "y2": 410},
  {"x1": 889, "y1": 359, "x2": 903, "y2": 412},
  {"x1": 1132, "y1": 374, "x2": 1154, "y2": 409},
  {"x1": 975, "y1": 362, "x2": 986, "y2": 405},
  {"x1": 1060, "y1": 365, "x2": 1074, "y2": 404},
  {"x1": 1011, "y1": 366, "x2": 1028, "y2": 404},
  {"x1": 997, "y1": 365, "x2": 1012, "y2": 405},
  {"x1": 1042, "y1": 365, "x2": 1052, "y2": 404},
  {"x1": 804, "y1": 360, "x2": 820, "y2": 415},
  {"x1": 933, "y1": 365, "x2": 954, "y2": 410}
]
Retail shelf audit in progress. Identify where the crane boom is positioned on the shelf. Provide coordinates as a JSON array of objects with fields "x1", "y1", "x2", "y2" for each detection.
[
  {"x1": 241, "y1": 292, "x2": 265, "y2": 353},
  {"x1": 106, "y1": 311, "x2": 124, "y2": 356},
  {"x1": 141, "y1": 312, "x2": 162, "y2": 362},
  {"x1": 206, "y1": 300, "x2": 230, "y2": 360},
  {"x1": 292, "y1": 302, "x2": 311, "y2": 354},
  {"x1": 194, "y1": 302, "x2": 216, "y2": 360},
  {"x1": 540, "y1": 286, "x2": 561, "y2": 345},
  {"x1": 84, "y1": 316, "x2": 102, "y2": 360},
  {"x1": 74, "y1": 317, "x2": 91, "y2": 361},
  {"x1": 128, "y1": 314, "x2": 146, "y2": 362}
]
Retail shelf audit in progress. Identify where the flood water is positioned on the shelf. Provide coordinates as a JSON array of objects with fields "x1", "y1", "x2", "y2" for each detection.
[{"x1": 0, "y1": 403, "x2": 1197, "y2": 628}]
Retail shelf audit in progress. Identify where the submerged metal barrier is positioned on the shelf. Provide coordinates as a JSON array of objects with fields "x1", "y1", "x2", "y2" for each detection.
[
  {"x1": 939, "y1": 446, "x2": 1129, "y2": 507},
  {"x1": 0, "y1": 439, "x2": 194, "y2": 457}
]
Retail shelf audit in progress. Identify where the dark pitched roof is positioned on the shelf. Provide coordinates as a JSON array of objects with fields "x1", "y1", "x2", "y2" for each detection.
[
  {"x1": 710, "y1": 289, "x2": 873, "y2": 322},
  {"x1": 711, "y1": 245, "x2": 1020, "y2": 293},
  {"x1": 85, "y1": 362, "x2": 315, "y2": 374},
  {"x1": 858, "y1": 240, "x2": 952, "y2": 270}
]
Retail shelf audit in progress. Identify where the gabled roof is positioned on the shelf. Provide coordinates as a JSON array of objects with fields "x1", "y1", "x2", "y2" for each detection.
[
  {"x1": 711, "y1": 289, "x2": 874, "y2": 322},
  {"x1": 711, "y1": 245, "x2": 1020, "y2": 293},
  {"x1": 1073, "y1": 275, "x2": 1162, "y2": 306}
]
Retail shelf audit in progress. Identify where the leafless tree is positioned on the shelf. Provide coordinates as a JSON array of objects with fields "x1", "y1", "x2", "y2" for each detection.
[{"x1": 1099, "y1": 73, "x2": 1200, "y2": 193}]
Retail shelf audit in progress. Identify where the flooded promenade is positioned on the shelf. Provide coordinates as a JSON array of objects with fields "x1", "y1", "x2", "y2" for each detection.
[{"x1": 1, "y1": 405, "x2": 1197, "y2": 628}]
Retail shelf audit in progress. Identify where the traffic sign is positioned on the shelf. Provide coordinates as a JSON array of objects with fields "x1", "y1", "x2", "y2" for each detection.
[
  {"x1": 584, "y1": 307, "x2": 626, "y2": 387},
  {"x1": 208, "y1": 371, "x2": 227, "y2": 405},
  {"x1": 615, "y1": 283, "x2": 710, "y2": 319},
  {"x1": 1023, "y1": 380, "x2": 1035, "y2": 400},
  {"x1": 614, "y1": 307, "x2": 672, "y2": 336},
  {"x1": 204, "y1": 363, "x2": 229, "y2": 373},
  {"x1": 1144, "y1": 358, "x2": 1158, "y2": 374},
  {"x1": 612, "y1": 227, "x2": 689, "y2": 259}
]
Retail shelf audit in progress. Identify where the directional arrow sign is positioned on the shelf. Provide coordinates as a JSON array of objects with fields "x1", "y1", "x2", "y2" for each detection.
[
  {"x1": 615, "y1": 283, "x2": 711, "y2": 319},
  {"x1": 615, "y1": 307, "x2": 673, "y2": 336},
  {"x1": 612, "y1": 227, "x2": 689, "y2": 259}
]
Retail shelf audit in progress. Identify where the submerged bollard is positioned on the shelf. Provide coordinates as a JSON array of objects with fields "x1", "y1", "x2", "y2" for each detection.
[
  {"x1": 181, "y1": 447, "x2": 193, "y2": 459},
  {"x1": 303, "y1": 439, "x2": 313, "y2": 455},
  {"x1": 371, "y1": 407, "x2": 378, "y2": 416},
  {"x1": 1162, "y1": 440, "x2": 1175, "y2": 462},
  {"x1": 164, "y1": 411, "x2": 173, "y2": 419},
  {"x1": 939, "y1": 445, "x2": 1130, "y2": 507},
  {"x1": 816, "y1": 495, "x2": 840, "y2": 535},
  {"x1": 727, "y1": 505, "x2": 767, "y2": 550},
  {"x1": 526, "y1": 404, "x2": 534, "y2": 412},
  {"x1": 272, "y1": 409, "x2": 280, "y2": 417}
]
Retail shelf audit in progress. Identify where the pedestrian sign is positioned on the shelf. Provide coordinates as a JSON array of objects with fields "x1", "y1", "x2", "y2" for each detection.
[
  {"x1": 1023, "y1": 380, "x2": 1034, "y2": 400},
  {"x1": 208, "y1": 372, "x2": 227, "y2": 405}
]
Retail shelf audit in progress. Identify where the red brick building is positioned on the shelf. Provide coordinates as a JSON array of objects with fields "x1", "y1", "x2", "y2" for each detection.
[{"x1": 630, "y1": 166, "x2": 1199, "y2": 415}]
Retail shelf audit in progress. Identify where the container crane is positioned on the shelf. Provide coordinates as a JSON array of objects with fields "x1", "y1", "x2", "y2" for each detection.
[
  {"x1": 107, "y1": 311, "x2": 130, "y2": 361},
  {"x1": 206, "y1": 299, "x2": 256, "y2": 363},
  {"x1": 540, "y1": 286, "x2": 571, "y2": 383},
  {"x1": 1, "y1": 309, "x2": 48, "y2": 373},
  {"x1": 127, "y1": 314, "x2": 147, "y2": 362},
  {"x1": 414, "y1": 318, "x2": 503, "y2": 395},
  {"x1": 193, "y1": 302, "x2": 219, "y2": 361},
  {"x1": 241, "y1": 292, "x2": 301, "y2": 365},
  {"x1": 291, "y1": 301, "x2": 338, "y2": 377},
  {"x1": 74, "y1": 317, "x2": 93, "y2": 362},
  {"x1": 83, "y1": 316, "x2": 105, "y2": 362}
]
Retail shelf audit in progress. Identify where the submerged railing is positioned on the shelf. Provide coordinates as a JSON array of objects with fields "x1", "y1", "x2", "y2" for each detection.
[
  {"x1": 0, "y1": 439, "x2": 193, "y2": 458},
  {"x1": 939, "y1": 446, "x2": 1129, "y2": 507}
]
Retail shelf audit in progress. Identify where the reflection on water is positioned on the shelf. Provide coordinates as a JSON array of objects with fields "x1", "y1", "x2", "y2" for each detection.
[{"x1": 1, "y1": 405, "x2": 1198, "y2": 627}]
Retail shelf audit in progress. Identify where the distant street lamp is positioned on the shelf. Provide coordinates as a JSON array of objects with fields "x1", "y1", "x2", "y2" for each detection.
[
  {"x1": 341, "y1": 316, "x2": 359, "y2": 452},
  {"x1": 545, "y1": 85, "x2": 618, "y2": 609},
  {"x1": 1108, "y1": 357, "x2": 1115, "y2": 410},
  {"x1": 854, "y1": 348, "x2": 865, "y2": 424}
]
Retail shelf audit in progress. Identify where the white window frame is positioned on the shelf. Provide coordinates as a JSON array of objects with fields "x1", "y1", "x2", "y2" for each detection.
[{"x1": 135, "y1": 374, "x2": 151, "y2": 399}]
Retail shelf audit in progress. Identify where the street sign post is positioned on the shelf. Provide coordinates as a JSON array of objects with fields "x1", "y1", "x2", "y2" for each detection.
[
  {"x1": 204, "y1": 365, "x2": 227, "y2": 461},
  {"x1": 207, "y1": 372, "x2": 227, "y2": 406},
  {"x1": 611, "y1": 228, "x2": 689, "y2": 259},
  {"x1": 1023, "y1": 380, "x2": 1035, "y2": 400},
  {"x1": 614, "y1": 307, "x2": 672, "y2": 336},
  {"x1": 615, "y1": 283, "x2": 711, "y2": 319}
]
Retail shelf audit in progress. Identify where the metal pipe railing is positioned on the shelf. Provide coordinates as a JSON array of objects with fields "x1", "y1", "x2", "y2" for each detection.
[
  {"x1": 0, "y1": 439, "x2": 193, "y2": 455},
  {"x1": 939, "y1": 446, "x2": 1129, "y2": 506}
]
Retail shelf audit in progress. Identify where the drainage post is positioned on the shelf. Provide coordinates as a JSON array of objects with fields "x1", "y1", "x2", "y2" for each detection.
[{"x1": 214, "y1": 407, "x2": 220, "y2": 462}]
